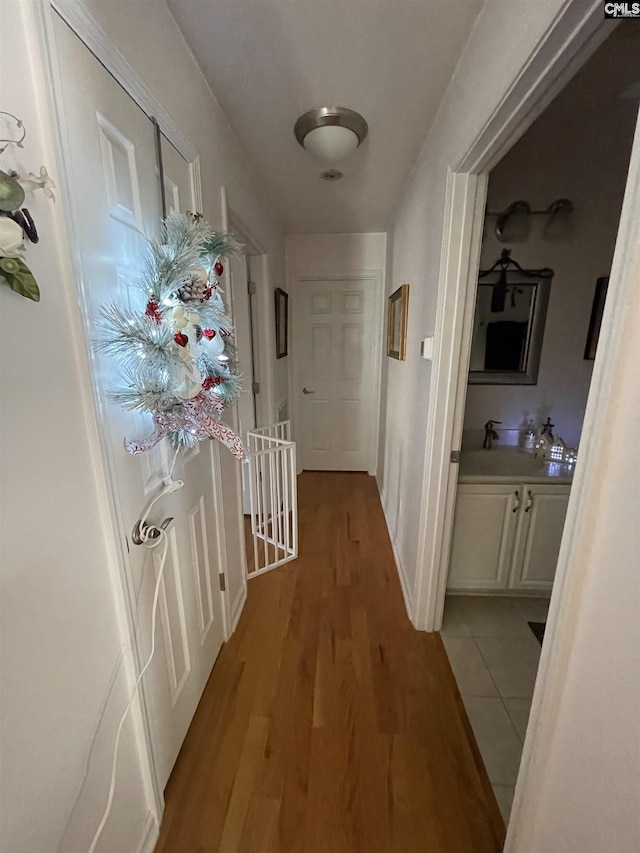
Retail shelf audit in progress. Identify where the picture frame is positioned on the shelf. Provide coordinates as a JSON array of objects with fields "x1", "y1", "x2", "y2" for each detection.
[
  {"x1": 387, "y1": 284, "x2": 409, "y2": 360},
  {"x1": 274, "y1": 287, "x2": 289, "y2": 359},
  {"x1": 584, "y1": 276, "x2": 609, "y2": 360}
]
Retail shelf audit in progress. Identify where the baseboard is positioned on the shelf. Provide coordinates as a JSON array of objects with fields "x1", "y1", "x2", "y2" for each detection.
[
  {"x1": 376, "y1": 481, "x2": 413, "y2": 622},
  {"x1": 230, "y1": 582, "x2": 247, "y2": 634},
  {"x1": 136, "y1": 813, "x2": 159, "y2": 853}
]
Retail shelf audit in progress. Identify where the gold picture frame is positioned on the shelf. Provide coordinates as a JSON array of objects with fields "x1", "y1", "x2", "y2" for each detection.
[{"x1": 387, "y1": 284, "x2": 409, "y2": 360}]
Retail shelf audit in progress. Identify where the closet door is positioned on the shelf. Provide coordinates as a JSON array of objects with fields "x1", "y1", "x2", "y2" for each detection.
[{"x1": 54, "y1": 15, "x2": 226, "y2": 789}]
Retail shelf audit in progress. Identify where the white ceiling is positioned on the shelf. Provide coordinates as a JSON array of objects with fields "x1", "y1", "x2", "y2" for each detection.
[{"x1": 167, "y1": 0, "x2": 483, "y2": 234}]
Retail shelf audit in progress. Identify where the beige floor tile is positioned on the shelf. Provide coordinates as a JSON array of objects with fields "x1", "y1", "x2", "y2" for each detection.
[
  {"x1": 503, "y1": 697, "x2": 532, "y2": 741},
  {"x1": 476, "y1": 636, "x2": 541, "y2": 698},
  {"x1": 441, "y1": 635, "x2": 498, "y2": 697},
  {"x1": 463, "y1": 696, "x2": 523, "y2": 785},
  {"x1": 441, "y1": 596, "x2": 472, "y2": 636},
  {"x1": 458, "y1": 595, "x2": 532, "y2": 638},
  {"x1": 516, "y1": 597, "x2": 551, "y2": 625},
  {"x1": 492, "y1": 784, "x2": 515, "y2": 824}
]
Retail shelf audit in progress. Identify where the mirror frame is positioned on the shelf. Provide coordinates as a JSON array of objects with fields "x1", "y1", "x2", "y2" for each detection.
[{"x1": 469, "y1": 253, "x2": 553, "y2": 385}]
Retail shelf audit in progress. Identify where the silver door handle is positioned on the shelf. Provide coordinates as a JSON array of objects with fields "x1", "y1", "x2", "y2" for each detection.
[
  {"x1": 302, "y1": 387, "x2": 315, "y2": 394},
  {"x1": 524, "y1": 489, "x2": 534, "y2": 512},
  {"x1": 512, "y1": 490, "x2": 520, "y2": 513}
]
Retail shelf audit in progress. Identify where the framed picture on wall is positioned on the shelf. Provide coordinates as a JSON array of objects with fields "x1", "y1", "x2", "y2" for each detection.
[
  {"x1": 387, "y1": 284, "x2": 409, "y2": 360},
  {"x1": 275, "y1": 287, "x2": 289, "y2": 359},
  {"x1": 584, "y1": 276, "x2": 609, "y2": 360}
]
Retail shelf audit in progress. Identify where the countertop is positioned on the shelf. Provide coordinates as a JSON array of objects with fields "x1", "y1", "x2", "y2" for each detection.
[{"x1": 458, "y1": 447, "x2": 575, "y2": 485}]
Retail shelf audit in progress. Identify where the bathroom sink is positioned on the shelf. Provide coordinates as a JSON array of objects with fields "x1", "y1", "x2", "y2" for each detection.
[{"x1": 459, "y1": 447, "x2": 575, "y2": 484}]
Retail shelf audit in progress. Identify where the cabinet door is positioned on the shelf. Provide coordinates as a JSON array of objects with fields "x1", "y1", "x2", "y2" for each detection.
[
  {"x1": 448, "y1": 485, "x2": 519, "y2": 590},
  {"x1": 510, "y1": 484, "x2": 571, "y2": 591}
]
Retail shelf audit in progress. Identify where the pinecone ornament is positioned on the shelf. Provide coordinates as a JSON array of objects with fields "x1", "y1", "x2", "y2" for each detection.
[{"x1": 176, "y1": 267, "x2": 210, "y2": 304}]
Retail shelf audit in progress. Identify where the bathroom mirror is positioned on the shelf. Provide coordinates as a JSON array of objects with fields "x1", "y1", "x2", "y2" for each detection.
[{"x1": 469, "y1": 251, "x2": 553, "y2": 385}]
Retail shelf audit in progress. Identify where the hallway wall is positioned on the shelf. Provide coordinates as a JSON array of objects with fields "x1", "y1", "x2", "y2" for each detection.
[
  {"x1": 1, "y1": 1, "x2": 286, "y2": 851},
  {"x1": 378, "y1": 0, "x2": 571, "y2": 614}
]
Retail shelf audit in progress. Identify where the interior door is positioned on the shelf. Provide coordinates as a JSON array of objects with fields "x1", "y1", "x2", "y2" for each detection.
[
  {"x1": 53, "y1": 16, "x2": 226, "y2": 789},
  {"x1": 296, "y1": 279, "x2": 377, "y2": 470}
]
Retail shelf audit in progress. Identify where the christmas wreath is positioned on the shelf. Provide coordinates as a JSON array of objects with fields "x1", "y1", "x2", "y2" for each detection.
[{"x1": 97, "y1": 211, "x2": 246, "y2": 459}]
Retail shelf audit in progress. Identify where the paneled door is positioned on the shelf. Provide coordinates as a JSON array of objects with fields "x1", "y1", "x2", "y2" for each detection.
[
  {"x1": 54, "y1": 17, "x2": 226, "y2": 790},
  {"x1": 296, "y1": 279, "x2": 378, "y2": 471}
]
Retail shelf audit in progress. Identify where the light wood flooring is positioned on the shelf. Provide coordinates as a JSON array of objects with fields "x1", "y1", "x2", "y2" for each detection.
[{"x1": 155, "y1": 472, "x2": 505, "y2": 852}]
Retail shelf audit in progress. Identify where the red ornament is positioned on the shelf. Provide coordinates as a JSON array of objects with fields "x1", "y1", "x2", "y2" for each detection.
[
  {"x1": 173, "y1": 332, "x2": 189, "y2": 347},
  {"x1": 202, "y1": 328, "x2": 216, "y2": 340},
  {"x1": 203, "y1": 286, "x2": 213, "y2": 301},
  {"x1": 145, "y1": 299, "x2": 162, "y2": 324},
  {"x1": 202, "y1": 376, "x2": 214, "y2": 390},
  {"x1": 214, "y1": 260, "x2": 224, "y2": 277}
]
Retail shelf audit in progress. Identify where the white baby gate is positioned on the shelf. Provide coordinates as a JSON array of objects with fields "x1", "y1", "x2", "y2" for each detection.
[{"x1": 244, "y1": 421, "x2": 298, "y2": 577}]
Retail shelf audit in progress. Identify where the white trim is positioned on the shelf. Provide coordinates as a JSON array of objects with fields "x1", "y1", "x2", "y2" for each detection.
[
  {"x1": 376, "y1": 476, "x2": 413, "y2": 621},
  {"x1": 135, "y1": 814, "x2": 159, "y2": 853},
  {"x1": 51, "y1": 0, "x2": 196, "y2": 161},
  {"x1": 413, "y1": 1, "x2": 612, "y2": 632},
  {"x1": 290, "y1": 269, "x2": 384, "y2": 476},
  {"x1": 230, "y1": 583, "x2": 248, "y2": 634},
  {"x1": 412, "y1": 171, "x2": 487, "y2": 629}
]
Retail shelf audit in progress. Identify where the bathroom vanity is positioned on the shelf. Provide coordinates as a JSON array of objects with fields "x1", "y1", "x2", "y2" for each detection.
[{"x1": 447, "y1": 449, "x2": 574, "y2": 594}]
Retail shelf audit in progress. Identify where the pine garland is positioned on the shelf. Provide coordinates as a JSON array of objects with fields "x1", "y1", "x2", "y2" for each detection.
[{"x1": 96, "y1": 212, "x2": 246, "y2": 457}]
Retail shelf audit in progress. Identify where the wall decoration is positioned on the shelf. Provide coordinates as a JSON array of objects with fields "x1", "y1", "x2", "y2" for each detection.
[
  {"x1": 97, "y1": 211, "x2": 247, "y2": 459},
  {"x1": 387, "y1": 284, "x2": 409, "y2": 360},
  {"x1": 584, "y1": 276, "x2": 609, "y2": 360},
  {"x1": 275, "y1": 287, "x2": 289, "y2": 358},
  {"x1": 0, "y1": 112, "x2": 55, "y2": 302}
]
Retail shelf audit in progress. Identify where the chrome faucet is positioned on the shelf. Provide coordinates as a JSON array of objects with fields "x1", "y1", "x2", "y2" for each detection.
[{"x1": 483, "y1": 419, "x2": 502, "y2": 450}]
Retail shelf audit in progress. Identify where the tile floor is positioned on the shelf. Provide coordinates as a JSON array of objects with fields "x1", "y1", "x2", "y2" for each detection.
[{"x1": 441, "y1": 595, "x2": 550, "y2": 823}]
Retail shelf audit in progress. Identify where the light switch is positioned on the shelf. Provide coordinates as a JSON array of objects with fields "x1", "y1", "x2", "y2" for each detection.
[{"x1": 420, "y1": 337, "x2": 434, "y2": 360}]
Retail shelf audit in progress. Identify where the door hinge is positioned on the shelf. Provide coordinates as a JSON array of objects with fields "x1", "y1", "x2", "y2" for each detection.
[
  {"x1": 450, "y1": 450, "x2": 461, "y2": 463},
  {"x1": 248, "y1": 280, "x2": 257, "y2": 296},
  {"x1": 219, "y1": 572, "x2": 226, "y2": 592},
  {"x1": 252, "y1": 381, "x2": 260, "y2": 395}
]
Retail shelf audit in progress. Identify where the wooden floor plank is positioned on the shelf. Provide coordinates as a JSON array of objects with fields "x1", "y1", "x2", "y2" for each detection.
[{"x1": 155, "y1": 472, "x2": 505, "y2": 852}]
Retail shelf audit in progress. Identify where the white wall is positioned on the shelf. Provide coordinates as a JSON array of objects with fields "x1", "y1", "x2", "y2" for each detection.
[
  {"x1": 464, "y1": 26, "x2": 638, "y2": 447},
  {"x1": 379, "y1": 0, "x2": 573, "y2": 608},
  {"x1": 1, "y1": 1, "x2": 285, "y2": 850},
  {"x1": 285, "y1": 231, "x2": 387, "y2": 439}
]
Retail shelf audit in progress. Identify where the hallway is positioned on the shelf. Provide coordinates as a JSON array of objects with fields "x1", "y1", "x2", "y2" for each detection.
[{"x1": 155, "y1": 472, "x2": 504, "y2": 852}]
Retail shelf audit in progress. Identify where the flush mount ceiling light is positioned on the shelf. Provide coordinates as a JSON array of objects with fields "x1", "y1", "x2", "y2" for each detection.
[{"x1": 294, "y1": 107, "x2": 368, "y2": 162}]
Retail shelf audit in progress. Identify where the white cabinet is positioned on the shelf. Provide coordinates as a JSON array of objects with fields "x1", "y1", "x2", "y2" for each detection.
[
  {"x1": 448, "y1": 482, "x2": 570, "y2": 593},
  {"x1": 510, "y1": 484, "x2": 571, "y2": 590}
]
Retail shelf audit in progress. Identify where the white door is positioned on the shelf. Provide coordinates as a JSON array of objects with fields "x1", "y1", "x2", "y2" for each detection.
[
  {"x1": 510, "y1": 484, "x2": 571, "y2": 591},
  {"x1": 54, "y1": 17, "x2": 226, "y2": 789},
  {"x1": 296, "y1": 279, "x2": 378, "y2": 470},
  {"x1": 447, "y1": 484, "x2": 519, "y2": 590}
]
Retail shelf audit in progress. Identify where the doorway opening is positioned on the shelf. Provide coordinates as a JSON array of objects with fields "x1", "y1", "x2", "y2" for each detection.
[{"x1": 437, "y1": 23, "x2": 640, "y2": 823}]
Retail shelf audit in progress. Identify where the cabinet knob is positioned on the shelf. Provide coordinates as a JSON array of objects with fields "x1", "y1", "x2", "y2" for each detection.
[{"x1": 512, "y1": 489, "x2": 520, "y2": 512}]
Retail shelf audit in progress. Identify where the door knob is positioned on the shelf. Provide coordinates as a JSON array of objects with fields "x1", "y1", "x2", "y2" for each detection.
[{"x1": 302, "y1": 387, "x2": 315, "y2": 394}]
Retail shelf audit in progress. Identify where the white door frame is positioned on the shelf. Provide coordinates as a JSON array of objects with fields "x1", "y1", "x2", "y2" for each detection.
[
  {"x1": 34, "y1": 0, "x2": 235, "y2": 822},
  {"x1": 290, "y1": 269, "x2": 385, "y2": 476}
]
